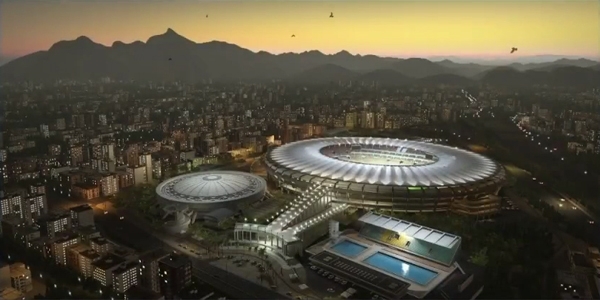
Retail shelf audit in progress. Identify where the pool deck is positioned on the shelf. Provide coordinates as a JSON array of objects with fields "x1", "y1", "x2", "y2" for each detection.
[{"x1": 321, "y1": 233, "x2": 457, "y2": 297}]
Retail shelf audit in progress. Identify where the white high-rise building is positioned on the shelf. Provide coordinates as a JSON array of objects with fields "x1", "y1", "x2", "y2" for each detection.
[{"x1": 113, "y1": 262, "x2": 140, "y2": 293}]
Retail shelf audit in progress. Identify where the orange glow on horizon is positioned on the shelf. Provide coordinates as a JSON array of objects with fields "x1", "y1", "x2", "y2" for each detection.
[{"x1": 1, "y1": 0, "x2": 598, "y2": 59}]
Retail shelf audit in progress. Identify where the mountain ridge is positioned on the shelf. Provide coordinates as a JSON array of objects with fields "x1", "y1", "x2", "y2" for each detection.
[{"x1": 1, "y1": 28, "x2": 598, "y2": 86}]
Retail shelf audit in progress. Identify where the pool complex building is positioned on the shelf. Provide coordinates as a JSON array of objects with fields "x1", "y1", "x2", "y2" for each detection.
[{"x1": 308, "y1": 211, "x2": 484, "y2": 299}]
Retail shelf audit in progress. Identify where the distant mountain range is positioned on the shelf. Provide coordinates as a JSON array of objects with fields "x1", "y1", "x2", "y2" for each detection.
[{"x1": 1, "y1": 28, "x2": 599, "y2": 87}]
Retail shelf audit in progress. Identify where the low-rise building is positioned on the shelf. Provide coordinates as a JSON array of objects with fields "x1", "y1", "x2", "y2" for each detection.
[
  {"x1": 51, "y1": 232, "x2": 80, "y2": 265},
  {"x1": 92, "y1": 254, "x2": 125, "y2": 287},
  {"x1": 139, "y1": 249, "x2": 170, "y2": 293},
  {"x1": 72, "y1": 183, "x2": 100, "y2": 200},
  {"x1": 113, "y1": 261, "x2": 140, "y2": 293},
  {"x1": 9, "y1": 263, "x2": 32, "y2": 293},
  {"x1": 69, "y1": 204, "x2": 95, "y2": 228},
  {"x1": 0, "y1": 287, "x2": 26, "y2": 300},
  {"x1": 90, "y1": 237, "x2": 112, "y2": 255}
]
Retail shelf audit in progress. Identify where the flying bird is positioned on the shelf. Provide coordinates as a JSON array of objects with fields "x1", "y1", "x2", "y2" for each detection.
[
  {"x1": 291, "y1": 34, "x2": 295, "y2": 38},
  {"x1": 330, "y1": 12, "x2": 334, "y2": 18},
  {"x1": 510, "y1": 47, "x2": 518, "y2": 54},
  {"x1": 206, "y1": 14, "x2": 208, "y2": 18},
  {"x1": 168, "y1": 58, "x2": 172, "y2": 61}
]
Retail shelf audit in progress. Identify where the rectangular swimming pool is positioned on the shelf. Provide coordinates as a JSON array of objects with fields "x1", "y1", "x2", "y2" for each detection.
[
  {"x1": 330, "y1": 240, "x2": 368, "y2": 257},
  {"x1": 363, "y1": 252, "x2": 438, "y2": 286}
]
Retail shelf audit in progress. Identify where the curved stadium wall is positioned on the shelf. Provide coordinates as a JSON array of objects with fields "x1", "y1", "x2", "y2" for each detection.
[{"x1": 265, "y1": 137, "x2": 506, "y2": 216}]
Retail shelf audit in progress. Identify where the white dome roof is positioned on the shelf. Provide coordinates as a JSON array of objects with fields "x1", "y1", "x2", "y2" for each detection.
[
  {"x1": 268, "y1": 137, "x2": 500, "y2": 187},
  {"x1": 156, "y1": 171, "x2": 266, "y2": 204}
]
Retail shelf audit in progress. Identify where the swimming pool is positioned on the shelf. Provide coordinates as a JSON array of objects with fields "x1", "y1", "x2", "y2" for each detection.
[
  {"x1": 363, "y1": 252, "x2": 438, "y2": 285},
  {"x1": 330, "y1": 240, "x2": 368, "y2": 257}
]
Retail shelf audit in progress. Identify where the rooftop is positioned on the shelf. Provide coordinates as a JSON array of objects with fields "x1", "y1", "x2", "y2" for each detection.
[
  {"x1": 113, "y1": 261, "x2": 139, "y2": 276},
  {"x1": 268, "y1": 137, "x2": 502, "y2": 187},
  {"x1": 140, "y1": 248, "x2": 170, "y2": 263},
  {"x1": 156, "y1": 170, "x2": 266, "y2": 204},
  {"x1": 310, "y1": 251, "x2": 410, "y2": 299},
  {"x1": 92, "y1": 254, "x2": 125, "y2": 271},
  {"x1": 159, "y1": 254, "x2": 191, "y2": 269},
  {"x1": 9, "y1": 262, "x2": 29, "y2": 275},
  {"x1": 80, "y1": 249, "x2": 101, "y2": 260},
  {"x1": 69, "y1": 204, "x2": 93, "y2": 213},
  {"x1": 91, "y1": 237, "x2": 110, "y2": 245},
  {"x1": 359, "y1": 212, "x2": 460, "y2": 249}
]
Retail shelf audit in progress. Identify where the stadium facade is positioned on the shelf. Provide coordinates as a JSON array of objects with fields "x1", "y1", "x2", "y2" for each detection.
[
  {"x1": 156, "y1": 170, "x2": 266, "y2": 213},
  {"x1": 265, "y1": 137, "x2": 506, "y2": 216},
  {"x1": 156, "y1": 171, "x2": 266, "y2": 233}
]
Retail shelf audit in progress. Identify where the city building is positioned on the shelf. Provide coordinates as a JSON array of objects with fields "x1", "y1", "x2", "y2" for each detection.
[
  {"x1": 72, "y1": 183, "x2": 100, "y2": 200},
  {"x1": 113, "y1": 261, "x2": 140, "y2": 294},
  {"x1": 90, "y1": 237, "x2": 113, "y2": 255},
  {"x1": 139, "y1": 249, "x2": 170, "y2": 293},
  {"x1": 8, "y1": 263, "x2": 32, "y2": 293},
  {"x1": 92, "y1": 254, "x2": 126, "y2": 287},
  {"x1": 0, "y1": 192, "x2": 47, "y2": 224},
  {"x1": 52, "y1": 233, "x2": 80, "y2": 265},
  {"x1": 158, "y1": 254, "x2": 192, "y2": 299},
  {"x1": 1, "y1": 214, "x2": 41, "y2": 247},
  {"x1": 69, "y1": 204, "x2": 95, "y2": 228},
  {"x1": 79, "y1": 249, "x2": 102, "y2": 278},
  {"x1": 39, "y1": 213, "x2": 71, "y2": 238},
  {"x1": 156, "y1": 171, "x2": 266, "y2": 214},
  {"x1": 307, "y1": 212, "x2": 484, "y2": 299},
  {"x1": 235, "y1": 182, "x2": 346, "y2": 257}
]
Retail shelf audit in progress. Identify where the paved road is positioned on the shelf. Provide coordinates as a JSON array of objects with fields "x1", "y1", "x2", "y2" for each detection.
[
  {"x1": 191, "y1": 259, "x2": 286, "y2": 300},
  {"x1": 512, "y1": 175, "x2": 600, "y2": 248},
  {"x1": 457, "y1": 112, "x2": 600, "y2": 248},
  {"x1": 92, "y1": 207, "x2": 287, "y2": 299}
]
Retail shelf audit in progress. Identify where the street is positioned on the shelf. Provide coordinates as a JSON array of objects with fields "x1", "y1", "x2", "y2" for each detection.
[
  {"x1": 96, "y1": 207, "x2": 288, "y2": 299},
  {"x1": 507, "y1": 166, "x2": 600, "y2": 248}
]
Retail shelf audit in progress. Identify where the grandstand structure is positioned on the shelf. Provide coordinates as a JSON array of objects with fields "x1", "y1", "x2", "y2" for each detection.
[
  {"x1": 309, "y1": 212, "x2": 483, "y2": 299},
  {"x1": 234, "y1": 182, "x2": 348, "y2": 257},
  {"x1": 265, "y1": 137, "x2": 506, "y2": 216}
]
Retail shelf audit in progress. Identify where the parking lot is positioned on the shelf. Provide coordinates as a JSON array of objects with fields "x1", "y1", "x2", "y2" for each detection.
[
  {"x1": 305, "y1": 262, "x2": 388, "y2": 300},
  {"x1": 210, "y1": 255, "x2": 306, "y2": 298}
]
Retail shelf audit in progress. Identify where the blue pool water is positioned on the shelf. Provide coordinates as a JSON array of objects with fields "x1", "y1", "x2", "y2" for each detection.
[
  {"x1": 330, "y1": 240, "x2": 368, "y2": 257},
  {"x1": 363, "y1": 252, "x2": 438, "y2": 285}
]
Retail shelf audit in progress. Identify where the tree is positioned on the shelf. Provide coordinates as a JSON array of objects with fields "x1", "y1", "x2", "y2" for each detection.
[{"x1": 469, "y1": 247, "x2": 489, "y2": 267}]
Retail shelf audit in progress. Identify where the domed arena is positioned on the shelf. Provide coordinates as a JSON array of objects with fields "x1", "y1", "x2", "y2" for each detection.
[
  {"x1": 264, "y1": 137, "x2": 506, "y2": 216},
  {"x1": 156, "y1": 170, "x2": 267, "y2": 213}
]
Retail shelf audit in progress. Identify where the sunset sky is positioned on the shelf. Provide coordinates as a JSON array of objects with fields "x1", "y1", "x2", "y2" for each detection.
[{"x1": 1, "y1": 0, "x2": 599, "y2": 60}]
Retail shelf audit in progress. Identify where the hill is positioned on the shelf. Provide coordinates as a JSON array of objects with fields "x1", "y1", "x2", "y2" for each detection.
[
  {"x1": 391, "y1": 58, "x2": 455, "y2": 78},
  {"x1": 287, "y1": 64, "x2": 357, "y2": 84},
  {"x1": 1, "y1": 28, "x2": 598, "y2": 85},
  {"x1": 357, "y1": 69, "x2": 413, "y2": 85},
  {"x1": 417, "y1": 74, "x2": 476, "y2": 86},
  {"x1": 480, "y1": 66, "x2": 600, "y2": 88}
]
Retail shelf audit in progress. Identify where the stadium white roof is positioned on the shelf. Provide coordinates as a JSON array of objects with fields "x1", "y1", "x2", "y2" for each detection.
[
  {"x1": 268, "y1": 137, "x2": 500, "y2": 187},
  {"x1": 156, "y1": 171, "x2": 266, "y2": 204},
  {"x1": 359, "y1": 211, "x2": 460, "y2": 249}
]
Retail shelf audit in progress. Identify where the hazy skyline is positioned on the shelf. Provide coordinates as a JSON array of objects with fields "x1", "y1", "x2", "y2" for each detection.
[{"x1": 1, "y1": 0, "x2": 599, "y2": 61}]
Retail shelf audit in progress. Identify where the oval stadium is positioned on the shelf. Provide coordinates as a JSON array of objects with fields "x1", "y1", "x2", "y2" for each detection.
[
  {"x1": 156, "y1": 170, "x2": 267, "y2": 214},
  {"x1": 264, "y1": 137, "x2": 506, "y2": 216}
]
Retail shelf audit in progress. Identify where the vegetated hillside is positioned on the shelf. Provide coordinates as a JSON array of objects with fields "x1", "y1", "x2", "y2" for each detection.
[
  {"x1": 480, "y1": 66, "x2": 600, "y2": 88},
  {"x1": 1, "y1": 28, "x2": 598, "y2": 85},
  {"x1": 287, "y1": 64, "x2": 358, "y2": 84}
]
